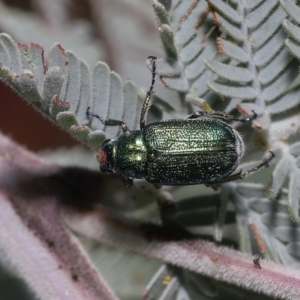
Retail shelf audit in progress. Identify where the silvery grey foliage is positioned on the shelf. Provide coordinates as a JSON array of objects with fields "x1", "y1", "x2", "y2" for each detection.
[
  {"x1": 0, "y1": 33, "x2": 150, "y2": 149},
  {"x1": 2, "y1": 0, "x2": 300, "y2": 299}
]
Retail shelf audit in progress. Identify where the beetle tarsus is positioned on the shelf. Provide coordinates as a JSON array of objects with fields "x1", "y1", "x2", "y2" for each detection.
[
  {"x1": 230, "y1": 110, "x2": 257, "y2": 123},
  {"x1": 86, "y1": 107, "x2": 105, "y2": 124}
]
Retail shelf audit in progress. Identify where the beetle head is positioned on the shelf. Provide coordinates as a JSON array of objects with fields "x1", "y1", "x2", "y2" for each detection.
[{"x1": 97, "y1": 139, "x2": 115, "y2": 172}]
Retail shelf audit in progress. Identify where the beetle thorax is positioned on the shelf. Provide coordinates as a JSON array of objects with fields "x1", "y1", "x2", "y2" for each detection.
[{"x1": 113, "y1": 131, "x2": 147, "y2": 178}]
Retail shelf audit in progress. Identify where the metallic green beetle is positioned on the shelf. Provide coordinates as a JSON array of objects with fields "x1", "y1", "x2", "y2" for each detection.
[{"x1": 87, "y1": 56, "x2": 274, "y2": 188}]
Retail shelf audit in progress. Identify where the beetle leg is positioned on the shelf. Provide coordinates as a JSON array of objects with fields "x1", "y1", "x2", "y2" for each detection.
[
  {"x1": 213, "y1": 170, "x2": 243, "y2": 185},
  {"x1": 205, "y1": 183, "x2": 222, "y2": 190},
  {"x1": 186, "y1": 111, "x2": 228, "y2": 121},
  {"x1": 102, "y1": 119, "x2": 129, "y2": 133},
  {"x1": 187, "y1": 110, "x2": 257, "y2": 124},
  {"x1": 140, "y1": 56, "x2": 157, "y2": 130},
  {"x1": 240, "y1": 151, "x2": 275, "y2": 179},
  {"x1": 86, "y1": 107, "x2": 129, "y2": 133},
  {"x1": 119, "y1": 174, "x2": 133, "y2": 187},
  {"x1": 214, "y1": 151, "x2": 275, "y2": 184},
  {"x1": 228, "y1": 110, "x2": 257, "y2": 123}
]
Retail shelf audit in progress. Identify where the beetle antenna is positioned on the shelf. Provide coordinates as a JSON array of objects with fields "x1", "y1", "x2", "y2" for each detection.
[
  {"x1": 86, "y1": 107, "x2": 105, "y2": 124},
  {"x1": 140, "y1": 56, "x2": 157, "y2": 130}
]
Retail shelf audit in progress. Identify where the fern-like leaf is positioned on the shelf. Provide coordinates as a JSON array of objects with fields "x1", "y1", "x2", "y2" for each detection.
[{"x1": 0, "y1": 33, "x2": 154, "y2": 149}]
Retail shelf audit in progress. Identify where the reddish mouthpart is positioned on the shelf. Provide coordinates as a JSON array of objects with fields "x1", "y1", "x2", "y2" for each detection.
[{"x1": 96, "y1": 148, "x2": 107, "y2": 164}]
